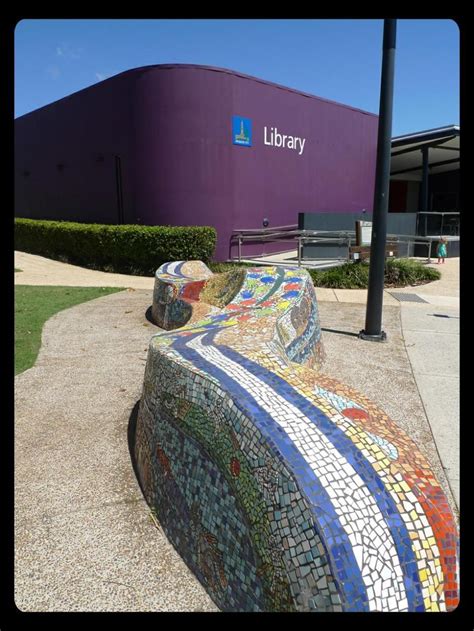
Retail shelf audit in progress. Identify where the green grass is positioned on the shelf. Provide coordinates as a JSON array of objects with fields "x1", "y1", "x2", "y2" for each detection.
[{"x1": 15, "y1": 285, "x2": 124, "y2": 375}]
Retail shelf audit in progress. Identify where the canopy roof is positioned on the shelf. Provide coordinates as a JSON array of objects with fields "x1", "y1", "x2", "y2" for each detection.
[{"x1": 390, "y1": 125, "x2": 459, "y2": 181}]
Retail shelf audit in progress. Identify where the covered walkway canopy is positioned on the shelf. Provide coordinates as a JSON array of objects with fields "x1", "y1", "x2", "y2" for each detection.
[{"x1": 390, "y1": 125, "x2": 460, "y2": 212}]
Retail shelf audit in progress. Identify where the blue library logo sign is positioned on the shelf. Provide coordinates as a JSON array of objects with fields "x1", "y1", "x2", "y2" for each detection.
[{"x1": 232, "y1": 116, "x2": 252, "y2": 147}]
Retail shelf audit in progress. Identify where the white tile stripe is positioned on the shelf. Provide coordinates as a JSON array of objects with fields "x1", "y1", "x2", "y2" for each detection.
[
  {"x1": 308, "y1": 384, "x2": 446, "y2": 611},
  {"x1": 167, "y1": 261, "x2": 180, "y2": 275},
  {"x1": 188, "y1": 334, "x2": 408, "y2": 612}
]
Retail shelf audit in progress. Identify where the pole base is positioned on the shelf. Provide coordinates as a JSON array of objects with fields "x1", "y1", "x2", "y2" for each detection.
[{"x1": 359, "y1": 330, "x2": 387, "y2": 342}]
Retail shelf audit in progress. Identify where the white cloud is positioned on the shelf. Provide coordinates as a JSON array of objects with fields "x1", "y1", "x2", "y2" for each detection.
[
  {"x1": 95, "y1": 72, "x2": 106, "y2": 81},
  {"x1": 56, "y1": 43, "x2": 82, "y2": 60}
]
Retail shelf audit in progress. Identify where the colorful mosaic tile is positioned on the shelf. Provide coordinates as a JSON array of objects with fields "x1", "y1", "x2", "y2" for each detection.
[
  {"x1": 151, "y1": 260, "x2": 214, "y2": 329},
  {"x1": 135, "y1": 262, "x2": 459, "y2": 612}
]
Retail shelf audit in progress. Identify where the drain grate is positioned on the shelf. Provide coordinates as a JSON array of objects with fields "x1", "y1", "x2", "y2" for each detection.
[{"x1": 390, "y1": 292, "x2": 428, "y2": 303}]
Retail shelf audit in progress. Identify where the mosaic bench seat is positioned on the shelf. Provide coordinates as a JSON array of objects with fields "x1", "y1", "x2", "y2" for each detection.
[
  {"x1": 134, "y1": 264, "x2": 459, "y2": 612},
  {"x1": 151, "y1": 260, "x2": 214, "y2": 329}
]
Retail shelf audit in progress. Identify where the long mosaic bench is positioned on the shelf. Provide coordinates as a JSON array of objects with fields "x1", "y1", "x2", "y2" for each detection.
[{"x1": 134, "y1": 263, "x2": 459, "y2": 612}]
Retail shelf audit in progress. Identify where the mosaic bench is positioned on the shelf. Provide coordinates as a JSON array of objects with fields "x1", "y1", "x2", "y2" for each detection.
[
  {"x1": 151, "y1": 260, "x2": 214, "y2": 329},
  {"x1": 134, "y1": 263, "x2": 459, "y2": 612}
]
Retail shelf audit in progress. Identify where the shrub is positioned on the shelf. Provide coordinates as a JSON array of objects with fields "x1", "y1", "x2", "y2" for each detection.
[
  {"x1": 310, "y1": 262, "x2": 370, "y2": 288},
  {"x1": 208, "y1": 262, "x2": 254, "y2": 273},
  {"x1": 15, "y1": 218, "x2": 217, "y2": 276},
  {"x1": 384, "y1": 258, "x2": 441, "y2": 287},
  {"x1": 310, "y1": 259, "x2": 440, "y2": 289}
]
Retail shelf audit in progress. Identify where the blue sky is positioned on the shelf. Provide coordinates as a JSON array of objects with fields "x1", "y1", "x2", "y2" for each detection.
[{"x1": 14, "y1": 19, "x2": 459, "y2": 136}]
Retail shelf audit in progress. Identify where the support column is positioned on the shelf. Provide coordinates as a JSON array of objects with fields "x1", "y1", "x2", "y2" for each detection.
[{"x1": 420, "y1": 146, "x2": 429, "y2": 236}]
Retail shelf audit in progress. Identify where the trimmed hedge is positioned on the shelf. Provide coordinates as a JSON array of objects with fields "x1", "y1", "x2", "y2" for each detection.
[{"x1": 15, "y1": 218, "x2": 217, "y2": 276}]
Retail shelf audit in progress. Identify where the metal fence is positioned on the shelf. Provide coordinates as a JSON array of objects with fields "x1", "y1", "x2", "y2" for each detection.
[
  {"x1": 231, "y1": 225, "x2": 354, "y2": 264},
  {"x1": 231, "y1": 225, "x2": 457, "y2": 266}
]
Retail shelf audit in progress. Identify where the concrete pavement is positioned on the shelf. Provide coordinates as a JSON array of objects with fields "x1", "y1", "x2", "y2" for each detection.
[
  {"x1": 389, "y1": 259, "x2": 459, "y2": 507},
  {"x1": 14, "y1": 251, "x2": 155, "y2": 289},
  {"x1": 15, "y1": 290, "x2": 219, "y2": 611},
  {"x1": 397, "y1": 303, "x2": 459, "y2": 506}
]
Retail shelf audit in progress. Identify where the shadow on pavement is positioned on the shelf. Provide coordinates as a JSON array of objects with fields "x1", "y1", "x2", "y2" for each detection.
[
  {"x1": 145, "y1": 306, "x2": 159, "y2": 327},
  {"x1": 321, "y1": 327, "x2": 360, "y2": 338},
  {"x1": 127, "y1": 399, "x2": 146, "y2": 499},
  {"x1": 429, "y1": 313, "x2": 459, "y2": 319}
]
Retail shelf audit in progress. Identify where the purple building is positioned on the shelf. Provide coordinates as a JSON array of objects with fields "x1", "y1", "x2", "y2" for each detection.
[{"x1": 15, "y1": 64, "x2": 379, "y2": 261}]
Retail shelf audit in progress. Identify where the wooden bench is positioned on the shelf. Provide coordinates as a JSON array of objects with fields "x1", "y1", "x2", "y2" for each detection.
[{"x1": 350, "y1": 244, "x2": 398, "y2": 262}]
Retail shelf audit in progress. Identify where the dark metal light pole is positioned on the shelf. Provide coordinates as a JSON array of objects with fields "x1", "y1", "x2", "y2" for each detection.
[{"x1": 360, "y1": 19, "x2": 397, "y2": 342}]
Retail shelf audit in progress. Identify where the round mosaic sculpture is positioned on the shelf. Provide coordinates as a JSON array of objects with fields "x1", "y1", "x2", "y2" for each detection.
[
  {"x1": 151, "y1": 260, "x2": 214, "y2": 330},
  {"x1": 135, "y1": 264, "x2": 459, "y2": 612}
]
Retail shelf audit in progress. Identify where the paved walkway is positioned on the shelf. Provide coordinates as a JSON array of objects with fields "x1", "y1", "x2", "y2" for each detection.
[
  {"x1": 14, "y1": 252, "x2": 460, "y2": 610},
  {"x1": 398, "y1": 303, "x2": 459, "y2": 506},
  {"x1": 14, "y1": 251, "x2": 154, "y2": 289},
  {"x1": 15, "y1": 290, "x2": 219, "y2": 611},
  {"x1": 390, "y1": 259, "x2": 459, "y2": 507}
]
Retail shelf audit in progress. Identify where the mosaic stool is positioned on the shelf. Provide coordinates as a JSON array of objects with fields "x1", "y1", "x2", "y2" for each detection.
[
  {"x1": 135, "y1": 264, "x2": 459, "y2": 612},
  {"x1": 151, "y1": 260, "x2": 214, "y2": 329}
]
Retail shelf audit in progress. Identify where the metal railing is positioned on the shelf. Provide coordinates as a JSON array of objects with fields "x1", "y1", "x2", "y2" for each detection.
[
  {"x1": 231, "y1": 225, "x2": 458, "y2": 266},
  {"x1": 296, "y1": 231, "x2": 357, "y2": 266},
  {"x1": 392, "y1": 233, "x2": 459, "y2": 263},
  {"x1": 231, "y1": 226, "x2": 357, "y2": 265}
]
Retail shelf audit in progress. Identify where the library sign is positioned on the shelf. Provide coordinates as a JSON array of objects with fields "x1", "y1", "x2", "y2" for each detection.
[{"x1": 232, "y1": 116, "x2": 306, "y2": 155}]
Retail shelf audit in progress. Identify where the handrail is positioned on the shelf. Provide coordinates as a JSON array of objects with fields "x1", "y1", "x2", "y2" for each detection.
[
  {"x1": 391, "y1": 234, "x2": 459, "y2": 241},
  {"x1": 231, "y1": 226, "x2": 459, "y2": 265},
  {"x1": 231, "y1": 228, "x2": 357, "y2": 239},
  {"x1": 233, "y1": 224, "x2": 298, "y2": 234}
]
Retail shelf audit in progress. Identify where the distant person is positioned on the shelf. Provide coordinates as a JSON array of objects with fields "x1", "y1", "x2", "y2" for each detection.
[{"x1": 437, "y1": 237, "x2": 448, "y2": 264}]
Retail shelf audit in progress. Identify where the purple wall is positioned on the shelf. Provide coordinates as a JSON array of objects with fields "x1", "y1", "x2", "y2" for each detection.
[
  {"x1": 15, "y1": 64, "x2": 378, "y2": 261},
  {"x1": 15, "y1": 71, "x2": 139, "y2": 224}
]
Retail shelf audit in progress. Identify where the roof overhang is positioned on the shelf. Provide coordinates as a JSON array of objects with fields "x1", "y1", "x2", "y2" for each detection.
[{"x1": 390, "y1": 125, "x2": 460, "y2": 181}]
